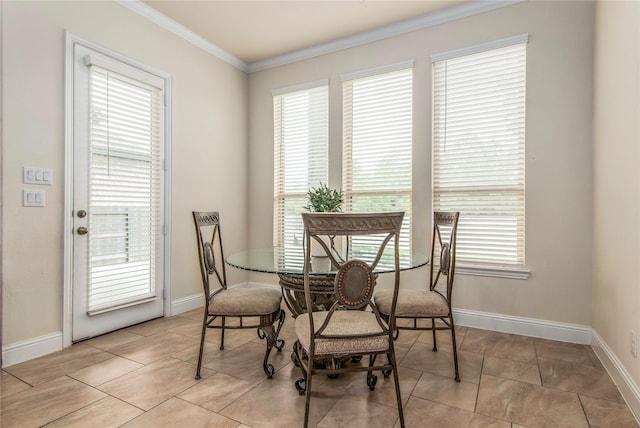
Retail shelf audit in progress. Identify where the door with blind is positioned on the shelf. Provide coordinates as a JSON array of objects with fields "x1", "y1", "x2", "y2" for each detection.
[{"x1": 71, "y1": 42, "x2": 167, "y2": 341}]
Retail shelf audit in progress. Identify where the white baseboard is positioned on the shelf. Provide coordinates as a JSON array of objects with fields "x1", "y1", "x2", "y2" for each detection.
[
  {"x1": 2, "y1": 332, "x2": 63, "y2": 368},
  {"x1": 1, "y1": 286, "x2": 257, "y2": 367},
  {"x1": 246, "y1": 281, "x2": 592, "y2": 344},
  {"x1": 453, "y1": 308, "x2": 593, "y2": 345},
  {"x1": 0, "y1": 295, "x2": 593, "y2": 369},
  {"x1": 592, "y1": 330, "x2": 640, "y2": 424},
  {"x1": 170, "y1": 293, "x2": 204, "y2": 315}
]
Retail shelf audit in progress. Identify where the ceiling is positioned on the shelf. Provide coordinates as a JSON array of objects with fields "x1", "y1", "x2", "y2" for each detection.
[{"x1": 142, "y1": 1, "x2": 470, "y2": 65}]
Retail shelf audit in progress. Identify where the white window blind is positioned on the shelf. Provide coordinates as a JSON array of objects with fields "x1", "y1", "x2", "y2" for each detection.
[
  {"x1": 273, "y1": 83, "x2": 328, "y2": 247},
  {"x1": 87, "y1": 61, "x2": 164, "y2": 313},
  {"x1": 432, "y1": 37, "x2": 527, "y2": 266},
  {"x1": 343, "y1": 66, "x2": 413, "y2": 252}
]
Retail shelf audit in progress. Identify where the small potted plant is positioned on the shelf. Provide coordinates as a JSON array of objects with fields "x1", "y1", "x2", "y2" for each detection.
[
  {"x1": 305, "y1": 182, "x2": 344, "y2": 213},
  {"x1": 305, "y1": 183, "x2": 343, "y2": 257}
]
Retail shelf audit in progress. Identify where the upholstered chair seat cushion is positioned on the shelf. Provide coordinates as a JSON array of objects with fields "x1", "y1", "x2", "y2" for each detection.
[
  {"x1": 295, "y1": 310, "x2": 389, "y2": 356},
  {"x1": 374, "y1": 289, "x2": 449, "y2": 317},
  {"x1": 209, "y1": 285, "x2": 282, "y2": 316}
]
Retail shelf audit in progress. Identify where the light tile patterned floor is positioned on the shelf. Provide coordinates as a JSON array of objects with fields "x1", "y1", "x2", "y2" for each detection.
[{"x1": 1, "y1": 308, "x2": 638, "y2": 427}]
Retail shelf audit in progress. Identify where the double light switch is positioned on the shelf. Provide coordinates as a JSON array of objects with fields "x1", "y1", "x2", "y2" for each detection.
[{"x1": 23, "y1": 166, "x2": 51, "y2": 207}]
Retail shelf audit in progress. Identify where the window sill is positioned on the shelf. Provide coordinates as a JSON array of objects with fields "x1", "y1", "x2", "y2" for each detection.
[{"x1": 455, "y1": 264, "x2": 530, "y2": 280}]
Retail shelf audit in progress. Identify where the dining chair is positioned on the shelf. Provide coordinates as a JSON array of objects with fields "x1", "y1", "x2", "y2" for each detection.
[
  {"x1": 374, "y1": 211, "x2": 461, "y2": 381},
  {"x1": 192, "y1": 211, "x2": 285, "y2": 379},
  {"x1": 293, "y1": 211, "x2": 406, "y2": 428}
]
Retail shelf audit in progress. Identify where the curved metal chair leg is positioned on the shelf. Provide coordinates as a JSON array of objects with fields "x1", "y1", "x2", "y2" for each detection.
[
  {"x1": 257, "y1": 309, "x2": 288, "y2": 378},
  {"x1": 292, "y1": 341, "x2": 308, "y2": 395},
  {"x1": 382, "y1": 352, "x2": 393, "y2": 378},
  {"x1": 258, "y1": 324, "x2": 277, "y2": 378},
  {"x1": 195, "y1": 311, "x2": 208, "y2": 380},
  {"x1": 366, "y1": 354, "x2": 378, "y2": 390},
  {"x1": 392, "y1": 327, "x2": 400, "y2": 341},
  {"x1": 275, "y1": 309, "x2": 286, "y2": 351}
]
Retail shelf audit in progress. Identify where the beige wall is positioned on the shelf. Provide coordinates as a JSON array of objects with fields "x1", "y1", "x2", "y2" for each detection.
[
  {"x1": 593, "y1": 0, "x2": 640, "y2": 386},
  {"x1": 248, "y1": 1, "x2": 595, "y2": 325},
  {"x1": 1, "y1": 1, "x2": 249, "y2": 345},
  {"x1": 5, "y1": 0, "x2": 630, "y2": 382}
]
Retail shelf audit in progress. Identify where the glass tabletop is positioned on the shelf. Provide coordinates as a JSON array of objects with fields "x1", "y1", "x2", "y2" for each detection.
[{"x1": 226, "y1": 245, "x2": 428, "y2": 276}]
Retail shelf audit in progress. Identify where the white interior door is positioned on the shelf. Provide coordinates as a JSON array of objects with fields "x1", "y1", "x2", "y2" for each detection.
[{"x1": 71, "y1": 42, "x2": 167, "y2": 342}]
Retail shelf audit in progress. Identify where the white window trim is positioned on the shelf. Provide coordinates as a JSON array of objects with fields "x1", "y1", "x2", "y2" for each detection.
[
  {"x1": 431, "y1": 33, "x2": 529, "y2": 62},
  {"x1": 456, "y1": 264, "x2": 531, "y2": 280},
  {"x1": 340, "y1": 60, "x2": 414, "y2": 81},
  {"x1": 272, "y1": 78, "x2": 329, "y2": 96}
]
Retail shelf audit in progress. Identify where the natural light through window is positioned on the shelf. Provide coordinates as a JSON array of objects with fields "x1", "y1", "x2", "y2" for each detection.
[
  {"x1": 273, "y1": 81, "x2": 329, "y2": 248},
  {"x1": 343, "y1": 64, "x2": 413, "y2": 252},
  {"x1": 432, "y1": 35, "x2": 527, "y2": 268}
]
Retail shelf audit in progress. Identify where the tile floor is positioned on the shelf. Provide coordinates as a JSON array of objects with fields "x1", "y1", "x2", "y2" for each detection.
[{"x1": 1, "y1": 308, "x2": 638, "y2": 428}]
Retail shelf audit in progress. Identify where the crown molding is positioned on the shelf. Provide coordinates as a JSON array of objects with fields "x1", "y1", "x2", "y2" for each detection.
[
  {"x1": 117, "y1": 0, "x2": 524, "y2": 74},
  {"x1": 247, "y1": 0, "x2": 525, "y2": 73},
  {"x1": 115, "y1": 0, "x2": 250, "y2": 72}
]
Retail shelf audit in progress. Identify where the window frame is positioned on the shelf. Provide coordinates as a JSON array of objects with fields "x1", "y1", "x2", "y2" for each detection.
[
  {"x1": 272, "y1": 80, "x2": 329, "y2": 248},
  {"x1": 342, "y1": 62, "x2": 414, "y2": 253},
  {"x1": 431, "y1": 34, "x2": 530, "y2": 279}
]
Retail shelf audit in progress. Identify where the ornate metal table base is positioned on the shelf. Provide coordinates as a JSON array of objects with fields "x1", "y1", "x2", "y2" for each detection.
[{"x1": 279, "y1": 273, "x2": 336, "y2": 317}]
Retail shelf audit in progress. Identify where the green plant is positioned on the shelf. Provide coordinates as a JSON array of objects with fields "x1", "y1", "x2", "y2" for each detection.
[{"x1": 305, "y1": 183, "x2": 344, "y2": 212}]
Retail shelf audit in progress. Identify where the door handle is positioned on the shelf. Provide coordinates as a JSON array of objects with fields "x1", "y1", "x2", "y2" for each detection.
[{"x1": 77, "y1": 227, "x2": 89, "y2": 235}]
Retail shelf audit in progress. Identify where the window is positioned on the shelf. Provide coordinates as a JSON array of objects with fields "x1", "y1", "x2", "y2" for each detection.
[
  {"x1": 273, "y1": 81, "x2": 329, "y2": 247},
  {"x1": 85, "y1": 54, "x2": 165, "y2": 312},
  {"x1": 342, "y1": 64, "x2": 413, "y2": 252},
  {"x1": 432, "y1": 35, "x2": 527, "y2": 268}
]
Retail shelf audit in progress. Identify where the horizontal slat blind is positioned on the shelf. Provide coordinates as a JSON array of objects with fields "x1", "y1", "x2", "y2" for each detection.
[
  {"x1": 432, "y1": 41, "x2": 526, "y2": 266},
  {"x1": 87, "y1": 64, "x2": 163, "y2": 312},
  {"x1": 273, "y1": 84, "x2": 328, "y2": 246},
  {"x1": 343, "y1": 67, "x2": 413, "y2": 251}
]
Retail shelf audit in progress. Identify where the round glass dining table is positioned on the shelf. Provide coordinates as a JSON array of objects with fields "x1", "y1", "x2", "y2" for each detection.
[{"x1": 226, "y1": 245, "x2": 428, "y2": 316}]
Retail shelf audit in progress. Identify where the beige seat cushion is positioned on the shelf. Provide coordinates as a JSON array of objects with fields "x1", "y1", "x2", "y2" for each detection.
[
  {"x1": 209, "y1": 284, "x2": 282, "y2": 316},
  {"x1": 374, "y1": 289, "x2": 449, "y2": 317},
  {"x1": 295, "y1": 311, "x2": 389, "y2": 356}
]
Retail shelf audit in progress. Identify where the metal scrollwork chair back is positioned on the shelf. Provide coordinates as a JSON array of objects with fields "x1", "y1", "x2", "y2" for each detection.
[
  {"x1": 374, "y1": 211, "x2": 461, "y2": 381},
  {"x1": 192, "y1": 211, "x2": 285, "y2": 379},
  {"x1": 293, "y1": 211, "x2": 406, "y2": 428}
]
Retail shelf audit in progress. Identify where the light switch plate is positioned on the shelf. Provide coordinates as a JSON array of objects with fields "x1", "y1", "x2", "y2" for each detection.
[
  {"x1": 23, "y1": 166, "x2": 52, "y2": 185},
  {"x1": 23, "y1": 189, "x2": 45, "y2": 207}
]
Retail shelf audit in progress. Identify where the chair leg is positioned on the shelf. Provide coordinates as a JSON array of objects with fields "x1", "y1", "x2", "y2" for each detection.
[
  {"x1": 219, "y1": 316, "x2": 226, "y2": 350},
  {"x1": 303, "y1": 371, "x2": 313, "y2": 428},
  {"x1": 389, "y1": 348, "x2": 405, "y2": 427},
  {"x1": 274, "y1": 309, "x2": 286, "y2": 351},
  {"x1": 195, "y1": 311, "x2": 208, "y2": 380},
  {"x1": 449, "y1": 314, "x2": 460, "y2": 382},
  {"x1": 431, "y1": 318, "x2": 438, "y2": 352},
  {"x1": 257, "y1": 309, "x2": 287, "y2": 378},
  {"x1": 367, "y1": 354, "x2": 378, "y2": 390},
  {"x1": 292, "y1": 341, "x2": 308, "y2": 395},
  {"x1": 258, "y1": 323, "x2": 277, "y2": 378}
]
